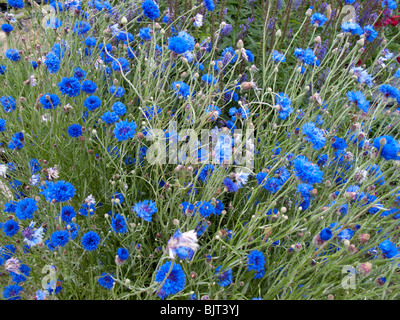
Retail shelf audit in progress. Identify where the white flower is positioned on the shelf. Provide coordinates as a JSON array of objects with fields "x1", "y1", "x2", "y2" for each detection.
[
  {"x1": 30, "y1": 174, "x2": 41, "y2": 186},
  {"x1": 47, "y1": 166, "x2": 59, "y2": 180},
  {"x1": 4, "y1": 257, "x2": 20, "y2": 274},
  {"x1": 167, "y1": 229, "x2": 199, "y2": 260},
  {"x1": 0, "y1": 164, "x2": 7, "y2": 177},
  {"x1": 194, "y1": 14, "x2": 203, "y2": 27},
  {"x1": 85, "y1": 194, "x2": 96, "y2": 205}
]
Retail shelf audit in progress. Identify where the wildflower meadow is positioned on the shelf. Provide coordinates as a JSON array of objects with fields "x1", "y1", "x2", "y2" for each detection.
[{"x1": 1, "y1": 0, "x2": 400, "y2": 303}]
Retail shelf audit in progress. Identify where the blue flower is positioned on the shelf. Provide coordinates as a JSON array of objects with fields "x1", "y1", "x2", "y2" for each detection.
[
  {"x1": 58, "y1": 77, "x2": 81, "y2": 97},
  {"x1": 72, "y1": 20, "x2": 91, "y2": 35},
  {"x1": 0, "y1": 119, "x2": 6, "y2": 132},
  {"x1": 116, "y1": 31, "x2": 135, "y2": 44},
  {"x1": 379, "y1": 239, "x2": 400, "y2": 259},
  {"x1": 111, "y1": 101, "x2": 127, "y2": 116},
  {"x1": 98, "y1": 272, "x2": 115, "y2": 290},
  {"x1": 60, "y1": 206, "x2": 76, "y2": 222},
  {"x1": 74, "y1": 67, "x2": 87, "y2": 80},
  {"x1": 347, "y1": 91, "x2": 370, "y2": 113},
  {"x1": 101, "y1": 111, "x2": 119, "y2": 124},
  {"x1": 382, "y1": 0, "x2": 397, "y2": 10},
  {"x1": 201, "y1": 73, "x2": 218, "y2": 85},
  {"x1": 363, "y1": 25, "x2": 378, "y2": 42},
  {"x1": 117, "y1": 247, "x2": 129, "y2": 260},
  {"x1": 111, "y1": 57, "x2": 130, "y2": 72},
  {"x1": 67, "y1": 124, "x2": 83, "y2": 138},
  {"x1": 293, "y1": 155, "x2": 324, "y2": 185},
  {"x1": 2, "y1": 220, "x2": 19, "y2": 237},
  {"x1": 247, "y1": 250, "x2": 265, "y2": 275},
  {"x1": 39, "y1": 93, "x2": 61, "y2": 109},
  {"x1": 114, "y1": 120, "x2": 137, "y2": 141},
  {"x1": 84, "y1": 95, "x2": 102, "y2": 111},
  {"x1": 51, "y1": 230, "x2": 70, "y2": 247},
  {"x1": 301, "y1": 122, "x2": 326, "y2": 150},
  {"x1": 109, "y1": 85, "x2": 125, "y2": 97},
  {"x1": 81, "y1": 80, "x2": 97, "y2": 94},
  {"x1": 1, "y1": 96, "x2": 16, "y2": 113},
  {"x1": 142, "y1": 0, "x2": 160, "y2": 20},
  {"x1": 81, "y1": 231, "x2": 101, "y2": 251},
  {"x1": 373, "y1": 135, "x2": 400, "y2": 161},
  {"x1": 40, "y1": 180, "x2": 76, "y2": 203},
  {"x1": 44, "y1": 52, "x2": 60, "y2": 74},
  {"x1": 132, "y1": 200, "x2": 157, "y2": 222},
  {"x1": 1, "y1": 23, "x2": 13, "y2": 33},
  {"x1": 379, "y1": 84, "x2": 399, "y2": 100},
  {"x1": 139, "y1": 27, "x2": 152, "y2": 40},
  {"x1": 168, "y1": 36, "x2": 189, "y2": 54},
  {"x1": 5, "y1": 49, "x2": 20, "y2": 61},
  {"x1": 319, "y1": 228, "x2": 332, "y2": 241},
  {"x1": 2, "y1": 284, "x2": 23, "y2": 300},
  {"x1": 215, "y1": 266, "x2": 233, "y2": 287},
  {"x1": 15, "y1": 198, "x2": 38, "y2": 220},
  {"x1": 155, "y1": 261, "x2": 186, "y2": 299},
  {"x1": 310, "y1": 13, "x2": 327, "y2": 27},
  {"x1": 110, "y1": 213, "x2": 128, "y2": 233},
  {"x1": 0, "y1": 65, "x2": 6, "y2": 74},
  {"x1": 341, "y1": 21, "x2": 363, "y2": 35},
  {"x1": 172, "y1": 81, "x2": 194, "y2": 98},
  {"x1": 203, "y1": 0, "x2": 215, "y2": 11},
  {"x1": 7, "y1": 0, "x2": 24, "y2": 8},
  {"x1": 275, "y1": 92, "x2": 293, "y2": 120},
  {"x1": 271, "y1": 50, "x2": 286, "y2": 63}
]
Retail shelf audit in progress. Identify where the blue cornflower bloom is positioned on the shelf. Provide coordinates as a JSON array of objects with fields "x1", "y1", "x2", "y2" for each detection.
[
  {"x1": 7, "y1": 0, "x2": 24, "y2": 8},
  {"x1": 215, "y1": 266, "x2": 233, "y2": 287},
  {"x1": 111, "y1": 213, "x2": 128, "y2": 233},
  {"x1": 101, "y1": 111, "x2": 119, "y2": 124},
  {"x1": 142, "y1": 0, "x2": 160, "y2": 20},
  {"x1": 15, "y1": 198, "x2": 38, "y2": 221},
  {"x1": 5, "y1": 48, "x2": 20, "y2": 61},
  {"x1": 111, "y1": 101, "x2": 127, "y2": 116},
  {"x1": 29, "y1": 159, "x2": 41, "y2": 174},
  {"x1": 117, "y1": 247, "x2": 129, "y2": 260},
  {"x1": 40, "y1": 180, "x2": 76, "y2": 203},
  {"x1": 373, "y1": 135, "x2": 400, "y2": 161},
  {"x1": 341, "y1": 21, "x2": 363, "y2": 35},
  {"x1": 201, "y1": 73, "x2": 218, "y2": 85},
  {"x1": 2, "y1": 284, "x2": 23, "y2": 300},
  {"x1": 0, "y1": 65, "x2": 6, "y2": 74},
  {"x1": 51, "y1": 230, "x2": 70, "y2": 247},
  {"x1": 39, "y1": 93, "x2": 61, "y2": 109},
  {"x1": 67, "y1": 124, "x2": 83, "y2": 138},
  {"x1": 109, "y1": 85, "x2": 125, "y2": 97},
  {"x1": 294, "y1": 47, "x2": 320, "y2": 66},
  {"x1": 43, "y1": 51, "x2": 60, "y2": 74},
  {"x1": 60, "y1": 206, "x2": 76, "y2": 222},
  {"x1": 301, "y1": 122, "x2": 326, "y2": 150},
  {"x1": 221, "y1": 46, "x2": 238, "y2": 64},
  {"x1": 155, "y1": 261, "x2": 186, "y2": 299},
  {"x1": 271, "y1": 50, "x2": 286, "y2": 63},
  {"x1": 84, "y1": 95, "x2": 102, "y2": 111},
  {"x1": 139, "y1": 27, "x2": 152, "y2": 40},
  {"x1": 351, "y1": 67, "x2": 373, "y2": 87},
  {"x1": 72, "y1": 20, "x2": 91, "y2": 35},
  {"x1": 168, "y1": 36, "x2": 189, "y2": 54},
  {"x1": 74, "y1": 67, "x2": 87, "y2": 80},
  {"x1": 247, "y1": 250, "x2": 265, "y2": 277},
  {"x1": 10, "y1": 264, "x2": 30, "y2": 284},
  {"x1": 332, "y1": 136, "x2": 347, "y2": 150},
  {"x1": 382, "y1": 0, "x2": 397, "y2": 10},
  {"x1": 363, "y1": 25, "x2": 378, "y2": 42},
  {"x1": 132, "y1": 200, "x2": 157, "y2": 222},
  {"x1": 78, "y1": 203, "x2": 95, "y2": 217},
  {"x1": 293, "y1": 155, "x2": 324, "y2": 185},
  {"x1": 116, "y1": 31, "x2": 135, "y2": 44},
  {"x1": 84, "y1": 36, "x2": 97, "y2": 47},
  {"x1": 275, "y1": 92, "x2": 293, "y2": 120},
  {"x1": 1, "y1": 96, "x2": 16, "y2": 113},
  {"x1": 58, "y1": 77, "x2": 81, "y2": 97},
  {"x1": 2, "y1": 220, "x2": 19, "y2": 237},
  {"x1": 203, "y1": 0, "x2": 215, "y2": 11},
  {"x1": 379, "y1": 84, "x2": 399, "y2": 100},
  {"x1": 172, "y1": 81, "x2": 194, "y2": 98},
  {"x1": 81, "y1": 231, "x2": 101, "y2": 251},
  {"x1": 1, "y1": 23, "x2": 13, "y2": 33},
  {"x1": 0, "y1": 119, "x2": 6, "y2": 132},
  {"x1": 319, "y1": 227, "x2": 332, "y2": 241},
  {"x1": 379, "y1": 239, "x2": 400, "y2": 259},
  {"x1": 346, "y1": 90, "x2": 370, "y2": 113},
  {"x1": 98, "y1": 273, "x2": 115, "y2": 290},
  {"x1": 310, "y1": 13, "x2": 327, "y2": 27},
  {"x1": 81, "y1": 80, "x2": 97, "y2": 94},
  {"x1": 111, "y1": 57, "x2": 130, "y2": 72},
  {"x1": 114, "y1": 120, "x2": 137, "y2": 141}
]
